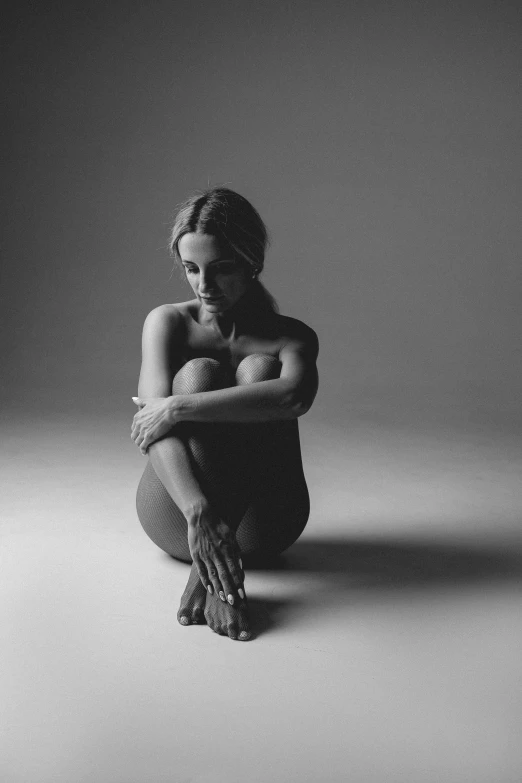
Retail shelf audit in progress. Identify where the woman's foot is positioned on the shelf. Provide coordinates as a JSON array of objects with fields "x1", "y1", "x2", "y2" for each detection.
[
  {"x1": 177, "y1": 564, "x2": 207, "y2": 626},
  {"x1": 177, "y1": 564, "x2": 252, "y2": 640},
  {"x1": 204, "y1": 586, "x2": 252, "y2": 641}
]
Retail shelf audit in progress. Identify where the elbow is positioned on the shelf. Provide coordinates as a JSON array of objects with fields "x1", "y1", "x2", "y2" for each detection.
[
  {"x1": 293, "y1": 401, "x2": 311, "y2": 418},
  {"x1": 285, "y1": 391, "x2": 311, "y2": 419}
]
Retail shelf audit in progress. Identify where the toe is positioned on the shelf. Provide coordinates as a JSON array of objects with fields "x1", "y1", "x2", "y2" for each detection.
[
  {"x1": 227, "y1": 622, "x2": 239, "y2": 640},
  {"x1": 191, "y1": 610, "x2": 204, "y2": 624}
]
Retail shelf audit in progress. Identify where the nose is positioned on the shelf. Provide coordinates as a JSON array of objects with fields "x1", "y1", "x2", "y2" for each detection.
[{"x1": 198, "y1": 269, "x2": 218, "y2": 295}]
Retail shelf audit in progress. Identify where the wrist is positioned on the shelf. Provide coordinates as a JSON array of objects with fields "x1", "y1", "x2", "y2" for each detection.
[
  {"x1": 168, "y1": 393, "x2": 195, "y2": 424},
  {"x1": 167, "y1": 394, "x2": 183, "y2": 425},
  {"x1": 184, "y1": 499, "x2": 211, "y2": 525}
]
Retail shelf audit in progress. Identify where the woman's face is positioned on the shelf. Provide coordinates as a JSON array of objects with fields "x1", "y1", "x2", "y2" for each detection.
[{"x1": 178, "y1": 232, "x2": 251, "y2": 314}]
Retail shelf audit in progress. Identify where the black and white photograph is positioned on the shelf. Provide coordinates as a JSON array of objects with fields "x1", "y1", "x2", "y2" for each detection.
[{"x1": 2, "y1": 1, "x2": 522, "y2": 781}]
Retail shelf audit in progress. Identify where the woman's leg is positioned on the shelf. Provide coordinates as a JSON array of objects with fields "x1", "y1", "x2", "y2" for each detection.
[
  {"x1": 233, "y1": 354, "x2": 310, "y2": 560},
  {"x1": 135, "y1": 354, "x2": 310, "y2": 639},
  {"x1": 137, "y1": 354, "x2": 309, "y2": 561},
  {"x1": 136, "y1": 357, "x2": 243, "y2": 563},
  {"x1": 136, "y1": 357, "x2": 252, "y2": 638}
]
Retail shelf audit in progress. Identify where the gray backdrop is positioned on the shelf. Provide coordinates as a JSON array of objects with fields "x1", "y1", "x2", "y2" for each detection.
[{"x1": 3, "y1": 0, "x2": 521, "y2": 426}]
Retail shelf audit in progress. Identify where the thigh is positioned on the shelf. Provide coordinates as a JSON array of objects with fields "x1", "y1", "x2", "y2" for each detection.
[
  {"x1": 235, "y1": 420, "x2": 310, "y2": 557},
  {"x1": 136, "y1": 460, "x2": 191, "y2": 562},
  {"x1": 236, "y1": 477, "x2": 310, "y2": 558}
]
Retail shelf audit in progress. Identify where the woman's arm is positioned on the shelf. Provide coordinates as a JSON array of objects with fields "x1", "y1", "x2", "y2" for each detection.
[
  {"x1": 134, "y1": 306, "x2": 207, "y2": 510},
  {"x1": 134, "y1": 325, "x2": 319, "y2": 430},
  {"x1": 133, "y1": 305, "x2": 244, "y2": 602},
  {"x1": 175, "y1": 332, "x2": 318, "y2": 423}
]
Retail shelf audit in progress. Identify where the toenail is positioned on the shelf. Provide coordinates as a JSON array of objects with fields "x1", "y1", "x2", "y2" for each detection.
[
  {"x1": 179, "y1": 616, "x2": 189, "y2": 625},
  {"x1": 239, "y1": 631, "x2": 251, "y2": 640},
  {"x1": 227, "y1": 594, "x2": 234, "y2": 605}
]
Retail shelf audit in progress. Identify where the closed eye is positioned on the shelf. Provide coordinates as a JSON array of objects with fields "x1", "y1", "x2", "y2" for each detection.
[{"x1": 182, "y1": 261, "x2": 239, "y2": 275}]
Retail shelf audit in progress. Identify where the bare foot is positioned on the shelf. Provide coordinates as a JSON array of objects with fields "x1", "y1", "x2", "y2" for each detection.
[
  {"x1": 204, "y1": 586, "x2": 252, "y2": 641},
  {"x1": 177, "y1": 564, "x2": 207, "y2": 626}
]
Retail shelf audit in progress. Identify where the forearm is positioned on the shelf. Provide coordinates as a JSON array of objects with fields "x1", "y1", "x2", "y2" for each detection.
[
  {"x1": 172, "y1": 378, "x2": 302, "y2": 424},
  {"x1": 147, "y1": 433, "x2": 208, "y2": 519}
]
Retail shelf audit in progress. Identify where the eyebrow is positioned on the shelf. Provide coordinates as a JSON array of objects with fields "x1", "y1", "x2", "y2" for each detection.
[{"x1": 181, "y1": 257, "x2": 232, "y2": 265}]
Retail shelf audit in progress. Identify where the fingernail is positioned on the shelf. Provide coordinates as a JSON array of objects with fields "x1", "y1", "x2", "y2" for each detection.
[
  {"x1": 207, "y1": 585, "x2": 213, "y2": 594},
  {"x1": 219, "y1": 591, "x2": 225, "y2": 602},
  {"x1": 238, "y1": 588, "x2": 245, "y2": 600},
  {"x1": 227, "y1": 594, "x2": 234, "y2": 605},
  {"x1": 239, "y1": 558, "x2": 243, "y2": 568}
]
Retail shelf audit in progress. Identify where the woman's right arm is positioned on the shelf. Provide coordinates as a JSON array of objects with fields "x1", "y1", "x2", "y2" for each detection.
[
  {"x1": 134, "y1": 306, "x2": 244, "y2": 603},
  {"x1": 136, "y1": 305, "x2": 207, "y2": 517}
]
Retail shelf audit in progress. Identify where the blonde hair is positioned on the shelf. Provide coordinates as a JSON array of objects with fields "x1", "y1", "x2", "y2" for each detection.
[{"x1": 170, "y1": 187, "x2": 278, "y2": 313}]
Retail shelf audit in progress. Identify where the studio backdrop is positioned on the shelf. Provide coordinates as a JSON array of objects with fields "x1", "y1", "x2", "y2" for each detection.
[{"x1": 3, "y1": 0, "x2": 521, "y2": 428}]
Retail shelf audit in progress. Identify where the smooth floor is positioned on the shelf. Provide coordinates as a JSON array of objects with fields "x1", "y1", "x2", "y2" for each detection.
[{"x1": 2, "y1": 411, "x2": 522, "y2": 783}]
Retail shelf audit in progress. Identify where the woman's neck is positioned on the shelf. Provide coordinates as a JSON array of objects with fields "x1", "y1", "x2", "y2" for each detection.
[{"x1": 198, "y1": 286, "x2": 272, "y2": 339}]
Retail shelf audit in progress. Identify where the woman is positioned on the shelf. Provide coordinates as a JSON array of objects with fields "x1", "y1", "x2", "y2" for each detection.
[{"x1": 132, "y1": 187, "x2": 319, "y2": 641}]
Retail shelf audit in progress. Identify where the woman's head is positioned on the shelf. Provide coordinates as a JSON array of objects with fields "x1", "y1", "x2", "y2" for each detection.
[{"x1": 170, "y1": 187, "x2": 278, "y2": 315}]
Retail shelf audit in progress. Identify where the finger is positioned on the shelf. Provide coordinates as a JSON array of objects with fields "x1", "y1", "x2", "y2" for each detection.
[
  {"x1": 236, "y1": 555, "x2": 245, "y2": 582},
  {"x1": 222, "y1": 539, "x2": 244, "y2": 584},
  {"x1": 206, "y1": 560, "x2": 223, "y2": 599},
  {"x1": 193, "y1": 555, "x2": 213, "y2": 594},
  {"x1": 136, "y1": 435, "x2": 148, "y2": 455},
  {"x1": 215, "y1": 561, "x2": 236, "y2": 605},
  {"x1": 225, "y1": 556, "x2": 244, "y2": 595},
  {"x1": 140, "y1": 434, "x2": 151, "y2": 454}
]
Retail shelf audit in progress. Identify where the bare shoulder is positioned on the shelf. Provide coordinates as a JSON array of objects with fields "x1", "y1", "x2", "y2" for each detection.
[
  {"x1": 275, "y1": 314, "x2": 319, "y2": 352},
  {"x1": 142, "y1": 302, "x2": 190, "y2": 336}
]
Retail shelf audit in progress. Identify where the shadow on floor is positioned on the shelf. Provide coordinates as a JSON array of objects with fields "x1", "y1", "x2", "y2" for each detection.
[
  {"x1": 244, "y1": 534, "x2": 522, "y2": 591},
  {"x1": 241, "y1": 534, "x2": 522, "y2": 636},
  {"x1": 164, "y1": 534, "x2": 522, "y2": 638}
]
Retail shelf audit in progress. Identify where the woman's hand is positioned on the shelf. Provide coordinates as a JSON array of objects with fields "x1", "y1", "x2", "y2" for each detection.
[
  {"x1": 187, "y1": 505, "x2": 245, "y2": 606},
  {"x1": 131, "y1": 396, "x2": 177, "y2": 455}
]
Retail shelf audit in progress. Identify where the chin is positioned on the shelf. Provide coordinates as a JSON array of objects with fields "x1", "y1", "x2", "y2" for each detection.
[{"x1": 202, "y1": 300, "x2": 228, "y2": 312}]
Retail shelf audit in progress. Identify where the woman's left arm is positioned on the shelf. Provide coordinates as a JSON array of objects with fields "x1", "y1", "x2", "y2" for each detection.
[{"x1": 133, "y1": 327, "x2": 319, "y2": 433}]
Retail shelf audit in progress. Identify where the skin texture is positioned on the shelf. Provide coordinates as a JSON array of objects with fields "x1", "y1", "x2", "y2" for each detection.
[{"x1": 132, "y1": 232, "x2": 319, "y2": 639}]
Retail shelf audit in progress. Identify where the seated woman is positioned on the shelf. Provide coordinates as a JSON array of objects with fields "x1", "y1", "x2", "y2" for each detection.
[{"x1": 132, "y1": 187, "x2": 319, "y2": 641}]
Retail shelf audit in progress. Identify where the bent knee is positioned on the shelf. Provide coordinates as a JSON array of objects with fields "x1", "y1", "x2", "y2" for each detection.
[
  {"x1": 172, "y1": 357, "x2": 232, "y2": 394},
  {"x1": 236, "y1": 353, "x2": 281, "y2": 384},
  {"x1": 182, "y1": 357, "x2": 222, "y2": 373}
]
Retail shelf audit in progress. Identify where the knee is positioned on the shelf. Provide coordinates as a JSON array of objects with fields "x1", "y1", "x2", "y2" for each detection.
[
  {"x1": 172, "y1": 358, "x2": 232, "y2": 395},
  {"x1": 236, "y1": 353, "x2": 281, "y2": 385}
]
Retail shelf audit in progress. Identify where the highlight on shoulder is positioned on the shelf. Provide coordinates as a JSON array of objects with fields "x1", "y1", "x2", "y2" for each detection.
[{"x1": 142, "y1": 303, "x2": 186, "y2": 342}]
